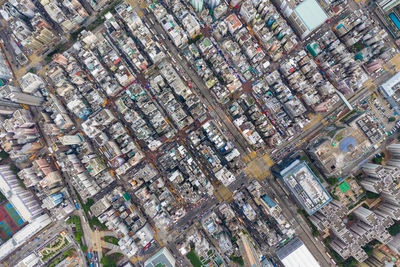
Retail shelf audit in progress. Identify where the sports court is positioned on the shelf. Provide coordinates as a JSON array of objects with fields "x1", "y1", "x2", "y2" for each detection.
[
  {"x1": 339, "y1": 181, "x2": 351, "y2": 193},
  {"x1": 0, "y1": 202, "x2": 25, "y2": 239}
]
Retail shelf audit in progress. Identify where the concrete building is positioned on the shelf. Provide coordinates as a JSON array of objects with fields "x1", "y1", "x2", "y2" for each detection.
[
  {"x1": 206, "y1": 0, "x2": 220, "y2": 9},
  {"x1": 182, "y1": 14, "x2": 201, "y2": 38},
  {"x1": 190, "y1": 0, "x2": 204, "y2": 12},
  {"x1": 0, "y1": 165, "x2": 43, "y2": 222},
  {"x1": 379, "y1": 71, "x2": 400, "y2": 114},
  {"x1": 144, "y1": 247, "x2": 176, "y2": 267},
  {"x1": 387, "y1": 143, "x2": 400, "y2": 158},
  {"x1": 20, "y1": 73, "x2": 45, "y2": 94},
  {"x1": 240, "y1": 0, "x2": 257, "y2": 23},
  {"x1": 360, "y1": 163, "x2": 400, "y2": 194},
  {"x1": 276, "y1": 237, "x2": 320, "y2": 267},
  {"x1": 280, "y1": 160, "x2": 331, "y2": 215},
  {"x1": 271, "y1": 0, "x2": 328, "y2": 39},
  {"x1": 8, "y1": 92, "x2": 43, "y2": 106},
  {"x1": 308, "y1": 125, "x2": 372, "y2": 176},
  {"x1": 0, "y1": 85, "x2": 43, "y2": 106},
  {"x1": 15, "y1": 253, "x2": 41, "y2": 267},
  {"x1": 0, "y1": 213, "x2": 51, "y2": 261},
  {"x1": 378, "y1": 0, "x2": 400, "y2": 12},
  {"x1": 0, "y1": 49, "x2": 11, "y2": 82},
  {"x1": 58, "y1": 134, "x2": 83, "y2": 145},
  {"x1": 23, "y1": 15, "x2": 58, "y2": 52},
  {"x1": 376, "y1": 202, "x2": 400, "y2": 220}
]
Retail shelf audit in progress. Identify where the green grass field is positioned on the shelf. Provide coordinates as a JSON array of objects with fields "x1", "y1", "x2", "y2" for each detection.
[{"x1": 186, "y1": 249, "x2": 202, "y2": 267}]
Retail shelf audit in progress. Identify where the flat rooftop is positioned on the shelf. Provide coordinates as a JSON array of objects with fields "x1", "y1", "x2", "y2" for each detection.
[
  {"x1": 276, "y1": 237, "x2": 320, "y2": 267},
  {"x1": 280, "y1": 160, "x2": 331, "y2": 215},
  {"x1": 294, "y1": 0, "x2": 328, "y2": 32},
  {"x1": 380, "y1": 71, "x2": 400, "y2": 97}
]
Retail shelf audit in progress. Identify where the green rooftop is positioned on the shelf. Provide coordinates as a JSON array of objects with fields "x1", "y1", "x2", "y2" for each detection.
[
  {"x1": 339, "y1": 181, "x2": 351, "y2": 193},
  {"x1": 123, "y1": 193, "x2": 131, "y2": 201}
]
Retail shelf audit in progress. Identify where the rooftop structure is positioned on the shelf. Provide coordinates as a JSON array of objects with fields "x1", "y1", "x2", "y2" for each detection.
[
  {"x1": 0, "y1": 165, "x2": 43, "y2": 222},
  {"x1": 378, "y1": 0, "x2": 400, "y2": 12},
  {"x1": 308, "y1": 124, "x2": 372, "y2": 176},
  {"x1": 144, "y1": 247, "x2": 176, "y2": 267},
  {"x1": 276, "y1": 237, "x2": 320, "y2": 267},
  {"x1": 272, "y1": 0, "x2": 328, "y2": 39},
  {"x1": 380, "y1": 71, "x2": 400, "y2": 113},
  {"x1": 0, "y1": 214, "x2": 52, "y2": 261},
  {"x1": 294, "y1": 0, "x2": 328, "y2": 33},
  {"x1": 280, "y1": 160, "x2": 331, "y2": 215}
]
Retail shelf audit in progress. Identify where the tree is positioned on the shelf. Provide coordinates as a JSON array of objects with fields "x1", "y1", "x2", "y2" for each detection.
[
  {"x1": 312, "y1": 229, "x2": 320, "y2": 237},
  {"x1": 83, "y1": 198, "x2": 94, "y2": 212},
  {"x1": 104, "y1": 236, "x2": 119, "y2": 245},
  {"x1": 326, "y1": 177, "x2": 337, "y2": 185},
  {"x1": 366, "y1": 191, "x2": 380, "y2": 199},
  {"x1": 100, "y1": 253, "x2": 122, "y2": 267},
  {"x1": 100, "y1": 255, "x2": 116, "y2": 266},
  {"x1": 389, "y1": 117, "x2": 396, "y2": 122},
  {"x1": 230, "y1": 255, "x2": 244, "y2": 266},
  {"x1": 388, "y1": 221, "x2": 400, "y2": 236},
  {"x1": 372, "y1": 155, "x2": 383, "y2": 164},
  {"x1": 0, "y1": 151, "x2": 8, "y2": 159}
]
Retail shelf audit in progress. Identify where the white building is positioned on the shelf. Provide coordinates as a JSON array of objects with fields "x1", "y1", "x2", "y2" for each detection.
[
  {"x1": 144, "y1": 247, "x2": 176, "y2": 267},
  {"x1": 0, "y1": 165, "x2": 43, "y2": 222},
  {"x1": 58, "y1": 134, "x2": 83, "y2": 145},
  {"x1": 20, "y1": 73, "x2": 45, "y2": 94},
  {"x1": 276, "y1": 237, "x2": 320, "y2": 267},
  {"x1": 182, "y1": 14, "x2": 201, "y2": 38},
  {"x1": 0, "y1": 214, "x2": 52, "y2": 261}
]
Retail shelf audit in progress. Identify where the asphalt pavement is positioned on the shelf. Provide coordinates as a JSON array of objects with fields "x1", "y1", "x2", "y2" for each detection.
[
  {"x1": 144, "y1": 13, "x2": 251, "y2": 157},
  {"x1": 265, "y1": 178, "x2": 333, "y2": 266}
]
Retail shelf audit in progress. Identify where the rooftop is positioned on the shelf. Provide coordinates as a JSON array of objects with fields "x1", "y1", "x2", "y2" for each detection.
[
  {"x1": 280, "y1": 160, "x2": 331, "y2": 215},
  {"x1": 276, "y1": 237, "x2": 320, "y2": 267},
  {"x1": 294, "y1": 0, "x2": 328, "y2": 32},
  {"x1": 144, "y1": 247, "x2": 176, "y2": 267}
]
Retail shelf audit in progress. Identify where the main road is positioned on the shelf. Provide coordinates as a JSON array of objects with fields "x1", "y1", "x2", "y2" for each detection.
[
  {"x1": 143, "y1": 12, "x2": 251, "y2": 157},
  {"x1": 263, "y1": 178, "x2": 333, "y2": 266}
]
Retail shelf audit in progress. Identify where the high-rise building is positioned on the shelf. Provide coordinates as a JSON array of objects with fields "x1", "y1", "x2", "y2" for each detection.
[
  {"x1": 387, "y1": 143, "x2": 400, "y2": 158},
  {"x1": 206, "y1": 0, "x2": 220, "y2": 9},
  {"x1": 20, "y1": 72, "x2": 45, "y2": 94},
  {"x1": 23, "y1": 15, "x2": 58, "y2": 53},
  {"x1": 359, "y1": 163, "x2": 399, "y2": 194},
  {"x1": 0, "y1": 99, "x2": 20, "y2": 115},
  {"x1": 376, "y1": 202, "x2": 400, "y2": 220},
  {"x1": 280, "y1": 160, "x2": 331, "y2": 215},
  {"x1": 0, "y1": 49, "x2": 12, "y2": 82},
  {"x1": 190, "y1": 0, "x2": 204, "y2": 12},
  {"x1": 0, "y1": 165, "x2": 43, "y2": 222},
  {"x1": 240, "y1": 0, "x2": 257, "y2": 23},
  {"x1": 9, "y1": 92, "x2": 43, "y2": 106},
  {"x1": 378, "y1": 0, "x2": 400, "y2": 12},
  {"x1": 0, "y1": 85, "x2": 43, "y2": 106}
]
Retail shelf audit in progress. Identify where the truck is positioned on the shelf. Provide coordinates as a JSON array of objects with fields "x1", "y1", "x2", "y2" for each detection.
[
  {"x1": 88, "y1": 252, "x2": 92, "y2": 260},
  {"x1": 75, "y1": 203, "x2": 80, "y2": 210}
]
